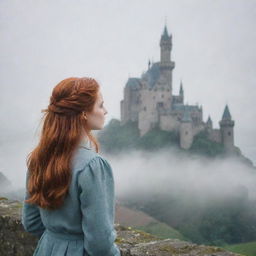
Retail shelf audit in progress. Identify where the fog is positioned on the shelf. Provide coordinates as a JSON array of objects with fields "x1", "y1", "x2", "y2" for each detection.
[
  {"x1": 109, "y1": 148, "x2": 256, "y2": 203},
  {"x1": 0, "y1": 0, "x2": 255, "y2": 191}
]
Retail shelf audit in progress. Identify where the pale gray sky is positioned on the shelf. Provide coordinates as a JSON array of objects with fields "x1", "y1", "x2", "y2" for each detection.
[{"x1": 0, "y1": 0, "x2": 255, "y2": 187}]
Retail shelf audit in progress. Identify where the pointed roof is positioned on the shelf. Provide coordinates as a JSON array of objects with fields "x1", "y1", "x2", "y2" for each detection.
[
  {"x1": 141, "y1": 62, "x2": 161, "y2": 88},
  {"x1": 181, "y1": 106, "x2": 192, "y2": 122},
  {"x1": 161, "y1": 25, "x2": 171, "y2": 41},
  {"x1": 179, "y1": 80, "x2": 183, "y2": 94},
  {"x1": 206, "y1": 115, "x2": 212, "y2": 125},
  {"x1": 221, "y1": 104, "x2": 232, "y2": 120},
  {"x1": 164, "y1": 25, "x2": 168, "y2": 36},
  {"x1": 148, "y1": 59, "x2": 151, "y2": 70}
]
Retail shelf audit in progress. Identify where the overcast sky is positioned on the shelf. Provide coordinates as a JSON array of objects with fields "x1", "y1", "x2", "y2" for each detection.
[{"x1": 0, "y1": 0, "x2": 255, "y2": 187}]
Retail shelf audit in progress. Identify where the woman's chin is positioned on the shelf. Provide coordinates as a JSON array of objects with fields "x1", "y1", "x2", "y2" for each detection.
[{"x1": 92, "y1": 125, "x2": 104, "y2": 130}]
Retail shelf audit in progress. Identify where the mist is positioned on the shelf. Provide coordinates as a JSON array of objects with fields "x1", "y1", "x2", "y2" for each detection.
[{"x1": 109, "y1": 148, "x2": 256, "y2": 202}]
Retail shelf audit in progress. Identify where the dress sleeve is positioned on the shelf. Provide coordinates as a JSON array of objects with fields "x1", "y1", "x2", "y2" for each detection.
[
  {"x1": 78, "y1": 156, "x2": 121, "y2": 256},
  {"x1": 21, "y1": 170, "x2": 46, "y2": 238}
]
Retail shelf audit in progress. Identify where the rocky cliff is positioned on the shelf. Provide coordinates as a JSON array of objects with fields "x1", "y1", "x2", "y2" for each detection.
[{"x1": 0, "y1": 197, "x2": 242, "y2": 256}]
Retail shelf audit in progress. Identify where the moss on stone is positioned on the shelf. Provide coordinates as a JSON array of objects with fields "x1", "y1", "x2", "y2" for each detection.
[{"x1": 198, "y1": 246, "x2": 225, "y2": 255}]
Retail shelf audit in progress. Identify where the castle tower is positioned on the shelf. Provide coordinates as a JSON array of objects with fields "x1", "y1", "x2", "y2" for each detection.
[
  {"x1": 219, "y1": 104, "x2": 235, "y2": 150},
  {"x1": 179, "y1": 107, "x2": 193, "y2": 149},
  {"x1": 159, "y1": 25, "x2": 175, "y2": 89}
]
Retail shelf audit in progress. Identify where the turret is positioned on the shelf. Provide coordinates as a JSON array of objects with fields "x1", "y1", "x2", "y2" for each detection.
[
  {"x1": 159, "y1": 25, "x2": 175, "y2": 89},
  {"x1": 179, "y1": 80, "x2": 184, "y2": 103},
  {"x1": 206, "y1": 115, "x2": 213, "y2": 129},
  {"x1": 219, "y1": 104, "x2": 235, "y2": 150},
  {"x1": 160, "y1": 25, "x2": 172, "y2": 63}
]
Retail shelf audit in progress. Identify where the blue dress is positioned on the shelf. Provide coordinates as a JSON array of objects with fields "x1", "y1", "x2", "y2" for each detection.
[{"x1": 21, "y1": 142, "x2": 121, "y2": 256}]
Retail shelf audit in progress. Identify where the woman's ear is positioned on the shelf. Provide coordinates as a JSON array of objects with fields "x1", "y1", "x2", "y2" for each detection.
[{"x1": 82, "y1": 112, "x2": 87, "y2": 120}]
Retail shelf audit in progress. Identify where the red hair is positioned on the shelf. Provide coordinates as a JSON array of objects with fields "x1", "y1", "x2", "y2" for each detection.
[{"x1": 25, "y1": 77, "x2": 100, "y2": 210}]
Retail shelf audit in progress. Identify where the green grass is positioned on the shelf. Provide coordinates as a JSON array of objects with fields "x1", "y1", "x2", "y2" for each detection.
[
  {"x1": 133, "y1": 221, "x2": 188, "y2": 241},
  {"x1": 222, "y1": 241, "x2": 256, "y2": 256}
]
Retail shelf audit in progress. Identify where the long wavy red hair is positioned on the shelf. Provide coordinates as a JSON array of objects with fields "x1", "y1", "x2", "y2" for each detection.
[{"x1": 25, "y1": 77, "x2": 100, "y2": 210}]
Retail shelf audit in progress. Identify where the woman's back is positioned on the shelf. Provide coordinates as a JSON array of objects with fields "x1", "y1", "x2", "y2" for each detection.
[{"x1": 22, "y1": 143, "x2": 121, "y2": 256}]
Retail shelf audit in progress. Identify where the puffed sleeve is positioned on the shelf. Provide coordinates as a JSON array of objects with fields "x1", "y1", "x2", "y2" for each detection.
[
  {"x1": 21, "y1": 170, "x2": 46, "y2": 237},
  {"x1": 78, "y1": 156, "x2": 121, "y2": 256}
]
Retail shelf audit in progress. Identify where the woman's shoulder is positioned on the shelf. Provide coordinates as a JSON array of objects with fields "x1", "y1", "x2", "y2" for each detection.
[
  {"x1": 71, "y1": 146, "x2": 111, "y2": 172},
  {"x1": 74, "y1": 149, "x2": 114, "y2": 191}
]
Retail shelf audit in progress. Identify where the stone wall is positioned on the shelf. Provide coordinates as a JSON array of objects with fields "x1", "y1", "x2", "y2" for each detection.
[
  {"x1": 0, "y1": 198, "x2": 241, "y2": 256},
  {"x1": 0, "y1": 197, "x2": 37, "y2": 256}
]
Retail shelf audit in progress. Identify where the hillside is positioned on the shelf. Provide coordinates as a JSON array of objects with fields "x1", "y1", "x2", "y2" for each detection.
[
  {"x1": 98, "y1": 118, "x2": 255, "y2": 167},
  {"x1": 222, "y1": 241, "x2": 256, "y2": 256},
  {"x1": 115, "y1": 203, "x2": 186, "y2": 240}
]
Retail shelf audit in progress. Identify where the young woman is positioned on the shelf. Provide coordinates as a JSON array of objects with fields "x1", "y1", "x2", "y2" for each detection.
[{"x1": 22, "y1": 77, "x2": 121, "y2": 256}]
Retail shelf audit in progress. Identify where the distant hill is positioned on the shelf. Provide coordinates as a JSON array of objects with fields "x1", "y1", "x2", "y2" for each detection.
[
  {"x1": 222, "y1": 241, "x2": 256, "y2": 256},
  {"x1": 115, "y1": 203, "x2": 187, "y2": 241},
  {"x1": 115, "y1": 203, "x2": 157, "y2": 227},
  {"x1": 98, "y1": 118, "x2": 255, "y2": 167},
  {"x1": 0, "y1": 172, "x2": 11, "y2": 193},
  {"x1": 0, "y1": 172, "x2": 26, "y2": 201}
]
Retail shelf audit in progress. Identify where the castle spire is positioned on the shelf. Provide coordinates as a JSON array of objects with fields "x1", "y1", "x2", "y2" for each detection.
[
  {"x1": 179, "y1": 80, "x2": 184, "y2": 95},
  {"x1": 206, "y1": 115, "x2": 213, "y2": 126},
  {"x1": 221, "y1": 104, "x2": 232, "y2": 120},
  {"x1": 163, "y1": 25, "x2": 169, "y2": 39},
  {"x1": 161, "y1": 25, "x2": 171, "y2": 41},
  {"x1": 148, "y1": 59, "x2": 151, "y2": 70}
]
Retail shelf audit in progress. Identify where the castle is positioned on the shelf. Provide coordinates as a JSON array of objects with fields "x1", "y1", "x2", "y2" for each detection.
[{"x1": 120, "y1": 25, "x2": 235, "y2": 151}]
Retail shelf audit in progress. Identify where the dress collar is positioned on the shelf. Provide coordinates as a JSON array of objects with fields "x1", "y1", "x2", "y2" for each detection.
[{"x1": 78, "y1": 137, "x2": 92, "y2": 150}]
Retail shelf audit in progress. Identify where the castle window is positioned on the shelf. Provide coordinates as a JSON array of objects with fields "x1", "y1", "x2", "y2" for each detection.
[
  {"x1": 228, "y1": 131, "x2": 231, "y2": 136},
  {"x1": 157, "y1": 102, "x2": 164, "y2": 108},
  {"x1": 144, "y1": 106, "x2": 147, "y2": 111},
  {"x1": 185, "y1": 131, "x2": 188, "y2": 135},
  {"x1": 161, "y1": 94, "x2": 164, "y2": 98}
]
